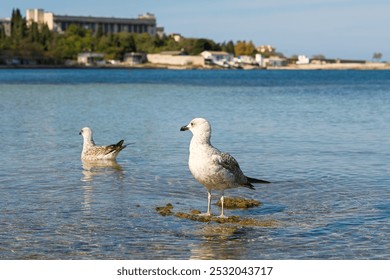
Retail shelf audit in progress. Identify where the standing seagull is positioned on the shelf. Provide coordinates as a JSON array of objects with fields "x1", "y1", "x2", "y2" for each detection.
[
  {"x1": 180, "y1": 118, "x2": 270, "y2": 218},
  {"x1": 79, "y1": 127, "x2": 126, "y2": 160}
]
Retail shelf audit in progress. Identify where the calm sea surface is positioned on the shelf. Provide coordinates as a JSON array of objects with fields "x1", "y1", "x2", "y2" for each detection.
[{"x1": 0, "y1": 69, "x2": 389, "y2": 259}]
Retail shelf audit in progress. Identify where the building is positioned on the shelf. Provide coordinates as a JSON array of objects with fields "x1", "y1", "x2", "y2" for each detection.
[
  {"x1": 26, "y1": 9, "x2": 161, "y2": 36},
  {"x1": 255, "y1": 54, "x2": 264, "y2": 67},
  {"x1": 236, "y1": 55, "x2": 257, "y2": 65},
  {"x1": 123, "y1": 52, "x2": 147, "y2": 65},
  {"x1": 296, "y1": 55, "x2": 310, "y2": 65},
  {"x1": 147, "y1": 52, "x2": 204, "y2": 67},
  {"x1": 256, "y1": 45, "x2": 276, "y2": 55},
  {"x1": 170, "y1": 33, "x2": 183, "y2": 42},
  {"x1": 201, "y1": 51, "x2": 233, "y2": 67},
  {"x1": 266, "y1": 56, "x2": 288, "y2": 67},
  {"x1": 0, "y1": 18, "x2": 11, "y2": 36},
  {"x1": 77, "y1": 52, "x2": 105, "y2": 66}
]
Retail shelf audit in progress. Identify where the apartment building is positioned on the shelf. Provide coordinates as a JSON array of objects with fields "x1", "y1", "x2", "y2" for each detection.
[
  {"x1": 0, "y1": 18, "x2": 11, "y2": 36},
  {"x1": 26, "y1": 9, "x2": 160, "y2": 36}
]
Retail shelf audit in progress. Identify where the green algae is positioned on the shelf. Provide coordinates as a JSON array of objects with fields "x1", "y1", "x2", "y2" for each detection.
[
  {"x1": 216, "y1": 196, "x2": 261, "y2": 209},
  {"x1": 155, "y1": 199, "x2": 278, "y2": 228}
]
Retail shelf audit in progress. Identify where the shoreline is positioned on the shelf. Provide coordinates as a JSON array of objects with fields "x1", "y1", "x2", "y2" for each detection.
[
  {"x1": 1, "y1": 62, "x2": 389, "y2": 70},
  {"x1": 268, "y1": 62, "x2": 390, "y2": 70}
]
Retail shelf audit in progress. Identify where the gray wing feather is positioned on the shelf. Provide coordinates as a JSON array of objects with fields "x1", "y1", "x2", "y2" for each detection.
[
  {"x1": 218, "y1": 152, "x2": 270, "y2": 188},
  {"x1": 219, "y1": 152, "x2": 242, "y2": 172},
  {"x1": 218, "y1": 152, "x2": 250, "y2": 186}
]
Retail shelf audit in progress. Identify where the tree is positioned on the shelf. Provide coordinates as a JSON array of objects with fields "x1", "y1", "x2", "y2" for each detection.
[
  {"x1": 225, "y1": 40, "x2": 235, "y2": 55},
  {"x1": 234, "y1": 40, "x2": 255, "y2": 56},
  {"x1": 0, "y1": 25, "x2": 5, "y2": 40},
  {"x1": 28, "y1": 22, "x2": 40, "y2": 43},
  {"x1": 191, "y1": 38, "x2": 220, "y2": 55},
  {"x1": 372, "y1": 52, "x2": 382, "y2": 62},
  {"x1": 11, "y1": 9, "x2": 26, "y2": 40},
  {"x1": 96, "y1": 24, "x2": 103, "y2": 39},
  {"x1": 40, "y1": 24, "x2": 52, "y2": 51},
  {"x1": 312, "y1": 54, "x2": 326, "y2": 60}
]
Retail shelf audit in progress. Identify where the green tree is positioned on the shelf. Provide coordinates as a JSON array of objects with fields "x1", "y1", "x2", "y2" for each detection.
[
  {"x1": 312, "y1": 54, "x2": 326, "y2": 60},
  {"x1": 96, "y1": 24, "x2": 103, "y2": 39},
  {"x1": 189, "y1": 38, "x2": 220, "y2": 55},
  {"x1": 221, "y1": 40, "x2": 235, "y2": 55},
  {"x1": 11, "y1": 9, "x2": 26, "y2": 40},
  {"x1": 28, "y1": 22, "x2": 40, "y2": 43},
  {"x1": 372, "y1": 52, "x2": 382, "y2": 62},
  {"x1": 0, "y1": 24, "x2": 6, "y2": 40},
  {"x1": 234, "y1": 40, "x2": 255, "y2": 56},
  {"x1": 40, "y1": 24, "x2": 52, "y2": 51},
  {"x1": 134, "y1": 33, "x2": 154, "y2": 53}
]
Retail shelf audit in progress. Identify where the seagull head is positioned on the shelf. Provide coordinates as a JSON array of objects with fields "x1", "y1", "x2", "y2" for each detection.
[
  {"x1": 79, "y1": 127, "x2": 93, "y2": 140},
  {"x1": 180, "y1": 118, "x2": 212, "y2": 141}
]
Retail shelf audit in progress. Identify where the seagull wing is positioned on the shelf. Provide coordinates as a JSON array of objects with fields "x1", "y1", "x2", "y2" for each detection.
[
  {"x1": 218, "y1": 152, "x2": 242, "y2": 173},
  {"x1": 213, "y1": 152, "x2": 255, "y2": 189},
  {"x1": 215, "y1": 151, "x2": 271, "y2": 187}
]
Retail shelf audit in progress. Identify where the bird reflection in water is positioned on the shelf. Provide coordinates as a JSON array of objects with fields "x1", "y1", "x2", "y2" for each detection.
[
  {"x1": 190, "y1": 225, "x2": 250, "y2": 260},
  {"x1": 81, "y1": 159, "x2": 124, "y2": 182},
  {"x1": 80, "y1": 159, "x2": 125, "y2": 213}
]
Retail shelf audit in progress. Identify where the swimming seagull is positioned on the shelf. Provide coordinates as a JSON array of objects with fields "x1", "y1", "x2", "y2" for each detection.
[
  {"x1": 180, "y1": 118, "x2": 270, "y2": 218},
  {"x1": 79, "y1": 127, "x2": 126, "y2": 160}
]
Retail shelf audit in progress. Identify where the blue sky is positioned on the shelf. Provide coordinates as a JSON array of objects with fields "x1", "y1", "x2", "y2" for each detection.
[{"x1": 1, "y1": 0, "x2": 389, "y2": 60}]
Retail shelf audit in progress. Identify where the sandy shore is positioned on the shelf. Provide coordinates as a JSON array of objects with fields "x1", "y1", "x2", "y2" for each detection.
[
  {"x1": 1, "y1": 62, "x2": 389, "y2": 70},
  {"x1": 268, "y1": 62, "x2": 390, "y2": 70}
]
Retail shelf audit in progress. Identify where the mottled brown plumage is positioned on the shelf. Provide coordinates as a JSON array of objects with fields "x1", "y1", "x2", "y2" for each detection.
[{"x1": 79, "y1": 127, "x2": 126, "y2": 160}]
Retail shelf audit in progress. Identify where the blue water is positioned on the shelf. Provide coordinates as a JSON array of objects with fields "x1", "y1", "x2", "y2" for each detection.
[{"x1": 0, "y1": 69, "x2": 389, "y2": 259}]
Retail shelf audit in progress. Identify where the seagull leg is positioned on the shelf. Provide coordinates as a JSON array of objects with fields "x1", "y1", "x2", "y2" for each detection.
[
  {"x1": 219, "y1": 191, "x2": 227, "y2": 218},
  {"x1": 206, "y1": 190, "x2": 212, "y2": 216},
  {"x1": 197, "y1": 190, "x2": 212, "y2": 217}
]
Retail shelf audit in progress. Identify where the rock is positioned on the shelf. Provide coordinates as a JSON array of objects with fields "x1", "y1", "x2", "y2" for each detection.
[
  {"x1": 155, "y1": 201, "x2": 277, "y2": 227},
  {"x1": 155, "y1": 203, "x2": 174, "y2": 216},
  {"x1": 216, "y1": 197, "x2": 261, "y2": 209}
]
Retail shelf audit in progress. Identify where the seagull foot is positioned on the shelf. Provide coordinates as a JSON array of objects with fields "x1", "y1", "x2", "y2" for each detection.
[
  {"x1": 217, "y1": 214, "x2": 228, "y2": 219},
  {"x1": 197, "y1": 212, "x2": 211, "y2": 217}
]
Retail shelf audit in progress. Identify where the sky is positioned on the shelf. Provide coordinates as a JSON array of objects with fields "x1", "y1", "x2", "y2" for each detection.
[{"x1": 1, "y1": 0, "x2": 389, "y2": 60}]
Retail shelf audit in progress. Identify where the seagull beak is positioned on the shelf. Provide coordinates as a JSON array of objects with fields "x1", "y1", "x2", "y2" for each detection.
[
  {"x1": 79, "y1": 131, "x2": 82, "y2": 135},
  {"x1": 180, "y1": 125, "x2": 189, "y2": 131}
]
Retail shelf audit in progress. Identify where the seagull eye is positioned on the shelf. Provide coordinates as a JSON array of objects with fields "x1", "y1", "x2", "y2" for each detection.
[{"x1": 190, "y1": 122, "x2": 194, "y2": 126}]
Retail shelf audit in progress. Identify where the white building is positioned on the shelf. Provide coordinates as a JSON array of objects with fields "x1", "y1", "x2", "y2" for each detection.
[
  {"x1": 236, "y1": 55, "x2": 257, "y2": 65},
  {"x1": 0, "y1": 18, "x2": 11, "y2": 36},
  {"x1": 255, "y1": 54, "x2": 264, "y2": 67},
  {"x1": 123, "y1": 52, "x2": 147, "y2": 65},
  {"x1": 201, "y1": 51, "x2": 233, "y2": 67},
  {"x1": 296, "y1": 55, "x2": 310, "y2": 65},
  {"x1": 77, "y1": 52, "x2": 105, "y2": 66}
]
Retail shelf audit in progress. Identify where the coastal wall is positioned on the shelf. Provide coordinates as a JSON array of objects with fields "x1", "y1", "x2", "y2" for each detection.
[{"x1": 147, "y1": 54, "x2": 204, "y2": 67}]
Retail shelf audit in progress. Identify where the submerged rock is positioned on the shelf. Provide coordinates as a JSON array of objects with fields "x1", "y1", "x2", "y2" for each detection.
[
  {"x1": 155, "y1": 201, "x2": 277, "y2": 227},
  {"x1": 175, "y1": 212, "x2": 277, "y2": 227},
  {"x1": 155, "y1": 203, "x2": 174, "y2": 216},
  {"x1": 216, "y1": 197, "x2": 261, "y2": 209}
]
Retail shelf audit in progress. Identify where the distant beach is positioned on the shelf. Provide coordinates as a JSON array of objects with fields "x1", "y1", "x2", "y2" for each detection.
[
  {"x1": 269, "y1": 62, "x2": 390, "y2": 70},
  {"x1": 1, "y1": 62, "x2": 390, "y2": 70}
]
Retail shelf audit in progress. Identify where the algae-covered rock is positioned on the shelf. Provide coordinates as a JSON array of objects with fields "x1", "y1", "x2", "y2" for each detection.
[
  {"x1": 155, "y1": 202, "x2": 278, "y2": 227},
  {"x1": 216, "y1": 197, "x2": 261, "y2": 209},
  {"x1": 174, "y1": 211, "x2": 278, "y2": 227},
  {"x1": 155, "y1": 203, "x2": 174, "y2": 216}
]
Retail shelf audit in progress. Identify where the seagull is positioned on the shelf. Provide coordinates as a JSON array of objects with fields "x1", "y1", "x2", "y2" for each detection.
[
  {"x1": 79, "y1": 127, "x2": 126, "y2": 160},
  {"x1": 180, "y1": 118, "x2": 270, "y2": 218}
]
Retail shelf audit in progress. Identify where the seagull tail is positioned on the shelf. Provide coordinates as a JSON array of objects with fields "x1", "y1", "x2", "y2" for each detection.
[
  {"x1": 247, "y1": 176, "x2": 271, "y2": 184},
  {"x1": 111, "y1": 140, "x2": 127, "y2": 152},
  {"x1": 244, "y1": 182, "x2": 256, "y2": 190}
]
